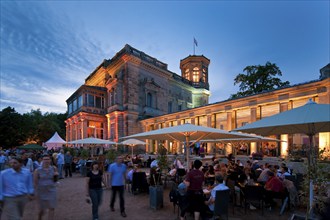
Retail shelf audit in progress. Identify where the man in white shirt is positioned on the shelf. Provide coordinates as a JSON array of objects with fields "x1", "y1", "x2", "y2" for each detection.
[
  {"x1": 0, "y1": 157, "x2": 34, "y2": 219},
  {"x1": 205, "y1": 174, "x2": 229, "y2": 212},
  {"x1": 56, "y1": 150, "x2": 65, "y2": 179},
  {"x1": 21, "y1": 153, "x2": 34, "y2": 173}
]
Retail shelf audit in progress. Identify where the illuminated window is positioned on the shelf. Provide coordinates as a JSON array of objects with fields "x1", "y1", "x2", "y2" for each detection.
[
  {"x1": 193, "y1": 67, "x2": 199, "y2": 82},
  {"x1": 202, "y1": 68, "x2": 207, "y2": 82},
  {"x1": 184, "y1": 69, "x2": 190, "y2": 80}
]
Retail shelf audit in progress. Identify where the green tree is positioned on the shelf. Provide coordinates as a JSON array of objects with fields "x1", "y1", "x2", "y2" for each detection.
[
  {"x1": 230, "y1": 62, "x2": 290, "y2": 99},
  {"x1": 0, "y1": 107, "x2": 26, "y2": 147},
  {"x1": 0, "y1": 106, "x2": 67, "y2": 148}
]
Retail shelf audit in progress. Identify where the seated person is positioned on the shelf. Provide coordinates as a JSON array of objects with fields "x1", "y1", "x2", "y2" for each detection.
[
  {"x1": 278, "y1": 166, "x2": 291, "y2": 180},
  {"x1": 173, "y1": 158, "x2": 184, "y2": 169},
  {"x1": 264, "y1": 171, "x2": 285, "y2": 207},
  {"x1": 127, "y1": 165, "x2": 138, "y2": 182},
  {"x1": 168, "y1": 164, "x2": 177, "y2": 177},
  {"x1": 205, "y1": 175, "x2": 229, "y2": 212},
  {"x1": 150, "y1": 158, "x2": 158, "y2": 169},
  {"x1": 238, "y1": 167, "x2": 255, "y2": 186},
  {"x1": 257, "y1": 164, "x2": 271, "y2": 183}
]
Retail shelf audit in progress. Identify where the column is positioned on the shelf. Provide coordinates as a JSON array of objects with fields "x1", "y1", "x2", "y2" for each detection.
[
  {"x1": 319, "y1": 132, "x2": 330, "y2": 157},
  {"x1": 226, "y1": 112, "x2": 232, "y2": 131},
  {"x1": 280, "y1": 134, "x2": 289, "y2": 157},
  {"x1": 250, "y1": 107, "x2": 257, "y2": 123},
  {"x1": 250, "y1": 142, "x2": 257, "y2": 154},
  {"x1": 207, "y1": 115, "x2": 212, "y2": 127}
]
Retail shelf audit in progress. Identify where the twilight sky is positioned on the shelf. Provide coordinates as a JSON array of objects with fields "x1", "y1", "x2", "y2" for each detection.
[{"x1": 1, "y1": 1, "x2": 329, "y2": 114}]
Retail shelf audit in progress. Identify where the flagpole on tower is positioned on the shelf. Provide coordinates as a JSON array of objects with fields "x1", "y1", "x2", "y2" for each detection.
[
  {"x1": 193, "y1": 37, "x2": 198, "y2": 55},
  {"x1": 193, "y1": 37, "x2": 195, "y2": 55}
]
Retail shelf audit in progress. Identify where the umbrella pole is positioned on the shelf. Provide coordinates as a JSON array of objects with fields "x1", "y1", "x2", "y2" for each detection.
[
  {"x1": 131, "y1": 145, "x2": 134, "y2": 161},
  {"x1": 307, "y1": 134, "x2": 315, "y2": 217},
  {"x1": 186, "y1": 136, "x2": 190, "y2": 170}
]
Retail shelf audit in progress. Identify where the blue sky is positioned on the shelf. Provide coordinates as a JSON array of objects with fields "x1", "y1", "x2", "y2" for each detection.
[{"x1": 1, "y1": 1, "x2": 329, "y2": 114}]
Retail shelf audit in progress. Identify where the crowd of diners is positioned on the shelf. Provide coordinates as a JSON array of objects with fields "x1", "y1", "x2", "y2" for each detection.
[{"x1": 165, "y1": 156, "x2": 300, "y2": 220}]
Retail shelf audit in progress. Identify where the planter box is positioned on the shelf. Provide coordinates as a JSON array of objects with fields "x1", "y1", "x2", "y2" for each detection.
[{"x1": 149, "y1": 186, "x2": 163, "y2": 210}]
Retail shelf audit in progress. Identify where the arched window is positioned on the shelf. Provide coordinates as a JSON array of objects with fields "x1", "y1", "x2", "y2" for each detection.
[
  {"x1": 147, "y1": 92, "x2": 152, "y2": 107},
  {"x1": 192, "y1": 67, "x2": 199, "y2": 82}
]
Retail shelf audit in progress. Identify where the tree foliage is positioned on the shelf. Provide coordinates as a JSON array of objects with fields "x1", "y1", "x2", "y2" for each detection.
[
  {"x1": 0, "y1": 107, "x2": 67, "y2": 148},
  {"x1": 230, "y1": 62, "x2": 290, "y2": 99}
]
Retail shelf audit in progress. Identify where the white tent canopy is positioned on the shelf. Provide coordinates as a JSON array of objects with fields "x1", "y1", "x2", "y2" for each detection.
[{"x1": 45, "y1": 132, "x2": 66, "y2": 150}]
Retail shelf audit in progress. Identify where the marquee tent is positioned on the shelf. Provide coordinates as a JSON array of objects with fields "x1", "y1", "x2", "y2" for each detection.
[{"x1": 45, "y1": 132, "x2": 66, "y2": 150}]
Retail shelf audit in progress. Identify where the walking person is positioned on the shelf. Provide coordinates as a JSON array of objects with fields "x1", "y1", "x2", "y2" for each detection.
[
  {"x1": 55, "y1": 150, "x2": 64, "y2": 179},
  {"x1": 108, "y1": 155, "x2": 127, "y2": 218},
  {"x1": 64, "y1": 151, "x2": 73, "y2": 178},
  {"x1": 86, "y1": 161, "x2": 105, "y2": 220},
  {"x1": 33, "y1": 154, "x2": 59, "y2": 220},
  {"x1": 0, "y1": 156, "x2": 34, "y2": 220}
]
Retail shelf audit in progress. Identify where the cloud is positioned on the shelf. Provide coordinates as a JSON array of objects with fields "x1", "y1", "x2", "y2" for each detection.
[{"x1": 0, "y1": 1, "x2": 107, "y2": 114}]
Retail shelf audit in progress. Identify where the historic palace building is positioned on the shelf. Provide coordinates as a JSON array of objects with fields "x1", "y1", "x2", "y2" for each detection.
[{"x1": 65, "y1": 44, "x2": 330, "y2": 157}]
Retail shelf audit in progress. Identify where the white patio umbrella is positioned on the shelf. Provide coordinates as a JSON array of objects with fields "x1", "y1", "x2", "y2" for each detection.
[
  {"x1": 123, "y1": 123, "x2": 254, "y2": 169},
  {"x1": 69, "y1": 137, "x2": 117, "y2": 157},
  {"x1": 234, "y1": 99, "x2": 330, "y2": 215},
  {"x1": 120, "y1": 138, "x2": 146, "y2": 159},
  {"x1": 69, "y1": 137, "x2": 117, "y2": 145}
]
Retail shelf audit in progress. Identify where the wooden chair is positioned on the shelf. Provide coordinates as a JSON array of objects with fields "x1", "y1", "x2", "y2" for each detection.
[{"x1": 213, "y1": 189, "x2": 230, "y2": 220}]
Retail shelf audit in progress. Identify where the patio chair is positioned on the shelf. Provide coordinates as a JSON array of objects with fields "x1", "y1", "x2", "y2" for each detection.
[
  {"x1": 213, "y1": 189, "x2": 230, "y2": 220},
  {"x1": 132, "y1": 172, "x2": 149, "y2": 194},
  {"x1": 226, "y1": 178, "x2": 237, "y2": 214},
  {"x1": 242, "y1": 185, "x2": 265, "y2": 215}
]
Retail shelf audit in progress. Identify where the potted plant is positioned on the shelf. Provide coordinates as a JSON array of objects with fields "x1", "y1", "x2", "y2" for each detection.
[{"x1": 149, "y1": 145, "x2": 168, "y2": 210}]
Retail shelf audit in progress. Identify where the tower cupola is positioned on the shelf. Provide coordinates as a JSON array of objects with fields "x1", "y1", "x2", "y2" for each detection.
[{"x1": 180, "y1": 55, "x2": 210, "y2": 90}]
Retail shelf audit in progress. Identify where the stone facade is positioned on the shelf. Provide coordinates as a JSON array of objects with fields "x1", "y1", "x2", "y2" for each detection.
[
  {"x1": 140, "y1": 76, "x2": 330, "y2": 156},
  {"x1": 65, "y1": 44, "x2": 330, "y2": 158},
  {"x1": 65, "y1": 44, "x2": 210, "y2": 142}
]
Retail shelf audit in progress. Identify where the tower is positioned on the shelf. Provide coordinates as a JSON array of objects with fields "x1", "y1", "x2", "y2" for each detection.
[{"x1": 180, "y1": 55, "x2": 210, "y2": 90}]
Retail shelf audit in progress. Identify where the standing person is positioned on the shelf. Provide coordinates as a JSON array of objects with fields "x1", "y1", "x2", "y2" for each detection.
[
  {"x1": 0, "y1": 151, "x2": 7, "y2": 171},
  {"x1": 108, "y1": 155, "x2": 127, "y2": 218},
  {"x1": 64, "y1": 151, "x2": 73, "y2": 178},
  {"x1": 33, "y1": 154, "x2": 58, "y2": 220},
  {"x1": 182, "y1": 159, "x2": 205, "y2": 220},
  {"x1": 0, "y1": 157, "x2": 34, "y2": 220},
  {"x1": 22, "y1": 153, "x2": 34, "y2": 173},
  {"x1": 86, "y1": 161, "x2": 105, "y2": 220},
  {"x1": 56, "y1": 150, "x2": 64, "y2": 179}
]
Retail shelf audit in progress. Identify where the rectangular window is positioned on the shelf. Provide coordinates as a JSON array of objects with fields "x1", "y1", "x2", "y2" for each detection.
[
  {"x1": 168, "y1": 102, "x2": 172, "y2": 113},
  {"x1": 68, "y1": 103, "x2": 72, "y2": 114},
  {"x1": 78, "y1": 95, "x2": 83, "y2": 108},
  {"x1": 95, "y1": 96, "x2": 102, "y2": 108},
  {"x1": 73, "y1": 99, "x2": 77, "y2": 111},
  {"x1": 87, "y1": 94, "x2": 94, "y2": 107}
]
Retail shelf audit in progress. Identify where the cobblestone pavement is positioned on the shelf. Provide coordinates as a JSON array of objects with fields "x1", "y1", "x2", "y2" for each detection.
[{"x1": 3, "y1": 172, "x2": 304, "y2": 220}]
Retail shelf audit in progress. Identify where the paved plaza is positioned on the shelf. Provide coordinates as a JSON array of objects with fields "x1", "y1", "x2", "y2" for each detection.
[{"x1": 3, "y1": 170, "x2": 307, "y2": 220}]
